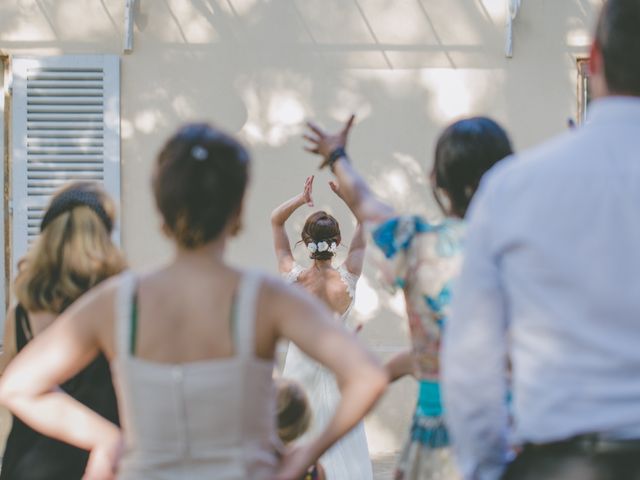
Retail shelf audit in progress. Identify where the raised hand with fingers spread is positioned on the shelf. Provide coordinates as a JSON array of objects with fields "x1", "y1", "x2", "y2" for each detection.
[
  {"x1": 302, "y1": 175, "x2": 315, "y2": 207},
  {"x1": 302, "y1": 115, "x2": 394, "y2": 225},
  {"x1": 304, "y1": 115, "x2": 355, "y2": 169}
]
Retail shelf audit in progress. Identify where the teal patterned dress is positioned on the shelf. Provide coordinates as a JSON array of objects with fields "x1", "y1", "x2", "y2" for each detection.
[{"x1": 372, "y1": 216, "x2": 464, "y2": 480}]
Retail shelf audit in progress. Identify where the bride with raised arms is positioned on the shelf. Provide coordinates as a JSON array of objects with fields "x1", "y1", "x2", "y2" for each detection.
[{"x1": 271, "y1": 175, "x2": 373, "y2": 480}]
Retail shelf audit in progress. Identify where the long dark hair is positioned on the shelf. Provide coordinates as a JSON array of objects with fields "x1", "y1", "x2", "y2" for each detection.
[{"x1": 432, "y1": 116, "x2": 513, "y2": 218}]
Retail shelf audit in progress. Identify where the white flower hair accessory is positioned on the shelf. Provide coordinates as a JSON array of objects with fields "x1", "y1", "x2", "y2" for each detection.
[
  {"x1": 191, "y1": 145, "x2": 208, "y2": 161},
  {"x1": 307, "y1": 241, "x2": 337, "y2": 255}
]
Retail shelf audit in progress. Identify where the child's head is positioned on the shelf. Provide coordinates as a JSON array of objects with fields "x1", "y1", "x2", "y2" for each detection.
[{"x1": 276, "y1": 379, "x2": 312, "y2": 444}]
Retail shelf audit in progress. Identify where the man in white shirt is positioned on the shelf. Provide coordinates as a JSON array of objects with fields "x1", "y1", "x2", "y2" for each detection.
[{"x1": 442, "y1": 0, "x2": 640, "y2": 478}]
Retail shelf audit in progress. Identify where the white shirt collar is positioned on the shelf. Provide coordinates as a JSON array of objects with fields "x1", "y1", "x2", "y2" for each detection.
[{"x1": 587, "y1": 95, "x2": 640, "y2": 125}]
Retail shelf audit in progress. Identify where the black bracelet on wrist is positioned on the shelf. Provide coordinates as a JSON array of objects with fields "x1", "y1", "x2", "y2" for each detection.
[{"x1": 327, "y1": 147, "x2": 348, "y2": 170}]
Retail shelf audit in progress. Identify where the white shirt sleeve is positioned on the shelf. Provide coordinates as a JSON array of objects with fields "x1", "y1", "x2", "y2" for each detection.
[{"x1": 442, "y1": 179, "x2": 511, "y2": 480}]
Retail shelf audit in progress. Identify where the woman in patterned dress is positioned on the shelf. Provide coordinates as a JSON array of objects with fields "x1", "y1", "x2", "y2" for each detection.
[{"x1": 302, "y1": 115, "x2": 514, "y2": 479}]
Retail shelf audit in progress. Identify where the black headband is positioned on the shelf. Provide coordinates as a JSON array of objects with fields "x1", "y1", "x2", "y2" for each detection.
[{"x1": 40, "y1": 189, "x2": 113, "y2": 233}]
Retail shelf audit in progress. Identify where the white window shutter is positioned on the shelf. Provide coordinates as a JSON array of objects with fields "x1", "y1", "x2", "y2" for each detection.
[{"x1": 11, "y1": 55, "x2": 121, "y2": 274}]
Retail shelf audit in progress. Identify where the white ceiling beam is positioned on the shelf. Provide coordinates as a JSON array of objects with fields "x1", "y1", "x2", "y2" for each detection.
[
  {"x1": 124, "y1": 0, "x2": 136, "y2": 53},
  {"x1": 505, "y1": 0, "x2": 521, "y2": 58}
]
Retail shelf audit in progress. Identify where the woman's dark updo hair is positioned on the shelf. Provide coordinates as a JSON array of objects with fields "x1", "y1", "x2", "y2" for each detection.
[
  {"x1": 301, "y1": 211, "x2": 341, "y2": 261},
  {"x1": 432, "y1": 116, "x2": 513, "y2": 218},
  {"x1": 152, "y1": 123, "x2": 250, "y2": 249}
]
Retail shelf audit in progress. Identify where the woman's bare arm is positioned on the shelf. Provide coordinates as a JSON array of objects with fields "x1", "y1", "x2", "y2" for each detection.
[
  {"x1": 271, "y1": 176, "x2": 314, "y2": 274},
  {"x1": 343, "y1": 223, "x2": 366, "y2": 276},
  {"x1": 267, "y1": 279, "x2": 387, "y2": 479},
  {"x1": 0, "y1": 280, "x2": 122, "y2": 477},
  {"x1": 328, "y1": 180, "x2": 367, "y2": 276},
  {"x1": 385, "y1": 349, "x2": 415, "y2": 383},
  {"x1": 0, "y1": 306, "x2": 18, "y2": 374}
]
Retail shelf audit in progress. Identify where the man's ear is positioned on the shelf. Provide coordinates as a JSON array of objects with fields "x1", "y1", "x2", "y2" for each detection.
[
  {"x1": 589, "y1": 41, "x2": 602, "y2": 77},
  {"x1": 588, "y1": 40, "x2": 608, "y2": 99}
]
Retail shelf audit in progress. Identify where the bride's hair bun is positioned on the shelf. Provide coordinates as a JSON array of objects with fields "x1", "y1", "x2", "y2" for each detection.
[{"x1": 301, "y1": 211, "x2": 341, "y2": 260}]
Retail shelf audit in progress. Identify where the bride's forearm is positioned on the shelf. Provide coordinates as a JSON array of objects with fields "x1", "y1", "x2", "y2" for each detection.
[{"x1": 271, "y1": 194, "x2": 306, "y2": 226}]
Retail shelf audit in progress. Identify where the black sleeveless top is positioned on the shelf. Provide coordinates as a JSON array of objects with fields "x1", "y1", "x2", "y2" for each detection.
[{"x1": 0, "y1": 305, "x2": 119, "y2": 480}]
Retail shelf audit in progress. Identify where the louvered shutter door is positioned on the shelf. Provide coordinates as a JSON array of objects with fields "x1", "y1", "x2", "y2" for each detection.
[{"x1": 11, "y1": 55, "x2": 120, "y2": 273}]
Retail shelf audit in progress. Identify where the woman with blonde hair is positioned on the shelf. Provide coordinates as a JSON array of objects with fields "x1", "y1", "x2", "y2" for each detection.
[
  {"x1": 0, "y1": 123, "x2": 386, "y2": 479},
  {"x1": 0, "y1": 181, "x2": 125, "y2": 480}
]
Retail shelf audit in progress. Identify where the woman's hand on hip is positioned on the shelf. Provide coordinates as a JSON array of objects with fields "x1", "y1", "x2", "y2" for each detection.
[
  {"x1": 82, "y1": 431, "x2": 123, "y2": 480},
  {"x1": 273, "y1": 443, "x2": 317, "y2": 480}
]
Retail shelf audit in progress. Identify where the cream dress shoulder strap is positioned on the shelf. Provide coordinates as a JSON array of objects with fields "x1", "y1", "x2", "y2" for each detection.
[{"x1": 234, "y1": 270, "x2": 263, "y2": 359}]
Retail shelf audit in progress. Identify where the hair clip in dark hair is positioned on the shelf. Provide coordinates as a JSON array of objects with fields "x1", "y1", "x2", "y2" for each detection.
[
  {"x1": 40, "y1": 190, "x2": 112, "y2": 233},
  {"x1": 191, "y1": 145, "x2": 209, "y2": 161}
]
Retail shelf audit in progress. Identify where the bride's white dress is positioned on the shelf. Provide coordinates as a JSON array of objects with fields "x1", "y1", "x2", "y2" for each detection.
[{"x1": 282, "y1": 264, "x2": 374, "y2": 480}]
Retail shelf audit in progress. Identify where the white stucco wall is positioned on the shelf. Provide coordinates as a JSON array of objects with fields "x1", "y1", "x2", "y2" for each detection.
[{"x1": 0, "y1": 0, "x2": 601, "y2": 457}]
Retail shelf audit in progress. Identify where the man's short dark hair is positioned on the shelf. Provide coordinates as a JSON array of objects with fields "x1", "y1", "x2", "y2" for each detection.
[{"x1": 596, "y1": 0, "x2": 640, "y2": 96}]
